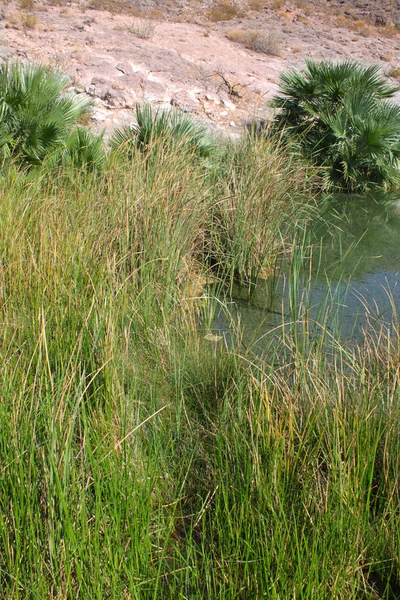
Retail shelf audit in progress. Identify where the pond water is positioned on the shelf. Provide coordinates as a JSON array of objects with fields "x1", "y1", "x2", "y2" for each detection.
[{"x1": 213, "y1": 193, "x2": 400, "y2": 356}]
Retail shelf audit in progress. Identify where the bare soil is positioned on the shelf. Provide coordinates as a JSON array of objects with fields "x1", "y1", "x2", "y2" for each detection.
[{"x1": 1, "y1": 0, "x2": 400, "y2": 133}]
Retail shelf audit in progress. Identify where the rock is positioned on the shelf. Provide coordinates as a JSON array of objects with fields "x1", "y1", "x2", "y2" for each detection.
[
  {"x1": 92, "y1": 111, "x2": 107, "y2": 122},
  {"x1": 170, "y1": 95, "x2": 197, "y2": 113},
  {"x1": 85, "y1": 77, "x2": 128, "y2": 108},
  {"x1": 115, "y1": 62, "x2": 133, "y2": 75},
  {"x1": 0, "y1": 45, "x2": 11, "y2": 59},
  {"x1": 120, "y1": 72, "x2": 145, "y2": 91},
  {"x1": 221, "y1": 98, "x2": 236, "y2": 111},
  {"x1": 143, "y1": 79, "x2": 170, "y2": 102}
]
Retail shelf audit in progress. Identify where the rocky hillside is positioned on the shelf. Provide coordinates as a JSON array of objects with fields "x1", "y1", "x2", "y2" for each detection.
[{"x1": 1, "y1": 0, "x2": 400, "y2": 132}]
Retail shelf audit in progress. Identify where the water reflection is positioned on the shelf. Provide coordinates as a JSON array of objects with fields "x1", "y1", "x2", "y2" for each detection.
[{"x1": 213, "y1": 192, "x2": 400, "y2": 354}]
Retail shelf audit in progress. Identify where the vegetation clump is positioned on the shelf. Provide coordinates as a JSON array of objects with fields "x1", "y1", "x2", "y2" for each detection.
[
  {"x1": 0, "y1": 59, "x2": 399, "y2": 599},
  {"x1": 272, "y1": 60, "x2": 400, "y2": 192},
  {"x1": 0, "y1": 61, "x2": 92, "y2": 166},
  {"x1": 110, "y1": 103, "x2": 218, "y2": 159}
]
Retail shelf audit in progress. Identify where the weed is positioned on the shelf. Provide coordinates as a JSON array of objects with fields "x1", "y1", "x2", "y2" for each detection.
[
  {"x1": 126, "y1": 18, "x2": 156, "y2": 40},
  {"x1": 18, "y1": 0, "x2": 34, "y2": 9},
  {"x1": 208, "y1": 0, "x2": 242, "y2": 22},
  {"x1": 225, "y1": 28, "x2": 282, "y2": 56},
  {"x1": 247, "y1": 0, "x2": 265, "y2": 11},
  {"x1": 20, "y1": 12, "x2": 38, "y2": 28},
  {"x1": 387, "y1": 65, "x2": 400, "y2": 78}
]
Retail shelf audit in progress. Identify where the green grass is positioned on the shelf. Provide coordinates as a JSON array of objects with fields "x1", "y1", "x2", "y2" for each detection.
[{"x1": 0, "y1": 132, "x2": 399, "y2": 599}]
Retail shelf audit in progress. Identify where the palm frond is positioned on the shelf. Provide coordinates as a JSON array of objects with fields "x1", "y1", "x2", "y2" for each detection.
[
  {"x1": 271, "y1": 60, "x2": 400, "y2": 191},
  {"x1": 110, "y1": 103, "x2": 217, "y2": 159},
  {"x1": 0, "y1": 61, "x2": 92, "y2": 167}
]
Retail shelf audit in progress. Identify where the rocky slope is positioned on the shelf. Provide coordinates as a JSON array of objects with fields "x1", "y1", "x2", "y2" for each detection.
[{"x1": 1, "y1": 0, "x2": 400, "y2": 133}]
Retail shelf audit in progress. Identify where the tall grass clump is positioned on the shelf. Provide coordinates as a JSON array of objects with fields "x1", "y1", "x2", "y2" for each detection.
[
  {"x1": 272, "y1": 60, "x2": 400, "y2": 192},
  {"x1": 207, "y1": 130, "x2": 317, "y2": 286},
  {"x1": 0, "y1": 144, "x2": 215, "y2": 598},
  {"x1": 0, "y1": 78, "x2": 399, "y2": 598}
]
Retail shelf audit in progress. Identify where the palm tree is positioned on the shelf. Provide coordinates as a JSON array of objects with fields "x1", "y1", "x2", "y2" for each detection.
[
  {"x1": 0, "y1": 61, "x2": 91, "y2": 166},
  {"x1": 271, "y1": 60, "x2": 400, "y2": 191}
]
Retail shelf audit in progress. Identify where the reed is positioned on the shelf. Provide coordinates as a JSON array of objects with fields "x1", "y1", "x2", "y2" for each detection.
[{"x1": 0, "y1": 134, "x2": 398, "y2": 599}]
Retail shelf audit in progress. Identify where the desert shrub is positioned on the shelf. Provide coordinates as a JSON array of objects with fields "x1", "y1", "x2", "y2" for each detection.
[
  {"x1": 225, "y1": 28, "x2": 282, "y2": 55},
  {"x1": 208, "y1": 0, "x2": 242, "y2": 21},
  {"x1": 0, "y1": 61, "x2": 91, "y2": 166},
  {"x1": 126, "y1": 18, "x2": 156, "y2": 39},
  {"x1": 251, "y1": 31, "x2": 282, "y2": 55},
  {"x1": 20, "y1": 12, "x2": 37, "y2": 28},
  {"x1": 387, "y1": 65, "x2": 400, "y2": 79},
  {"x1": 271, "y1": 60, "x2": 400, "y2": 192},
  {"x1": 18, "y1": 0, "x2": 34, "y2": 8}
]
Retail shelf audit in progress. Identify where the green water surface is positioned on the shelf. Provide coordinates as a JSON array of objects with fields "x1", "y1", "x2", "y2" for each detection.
[{"x1": 214, "y1": 193, "x2": 400, "y2": 354}]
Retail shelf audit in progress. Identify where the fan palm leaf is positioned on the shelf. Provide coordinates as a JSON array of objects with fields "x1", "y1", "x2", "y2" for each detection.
[
  {"x1": 110, "y1": 103, "x2": 217, "y2": 159},
  {"x1": 58, "y1": 128, "x2": 106, "y2": 172},
  {"x1": 271, "y1": 60, "x2": 400, "y2": 191},
  {"x1": 0, "y1": 61, "x2": 92, "y2": 166}
]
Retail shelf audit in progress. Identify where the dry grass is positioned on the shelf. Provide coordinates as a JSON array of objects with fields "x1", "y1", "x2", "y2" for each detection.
[
  {"x1": 333, "y1": 13, "x2": 398, "y2": 37},
  {"x1": 335, "y1": 15, "x2": 373, "y2": 36},
  {"x1": 294, "y1": 0, "x2": 315, "y2": 15},
  {"x1": 296, "y1": 14, "x2": 309, "y2": 24},
  {"x1": 379, "y1": 23, "x2": 400, "y2": 36},
  {"x1": 4, "y1": 14, "x2": 21, "y2": 29},
  {"x1": 20, "y1": 12, "x2": 38, "y2": 27},
  {"x1": 46, "y1": 0, "x2": 70, "y2": 6},
  {"x1": 18, "y1": 0, "x2": 34, "y2": 9},
  {"x1": 246, "y1": 0, "x2": 265, "y2": 10},
  {"x1": 59, "y1": 7, "x2": 73, "y2": 17},
  {"x1": 225, "y1": 28, "x2": 282, "y2": 56},
  {"x1": 86, "y1": 0, "x2": 142, "y2": 15},
  {"x1": 387, "y1": 64, "x2": 400, "y2": 78},
  {"x1": 146, "y1": 8, "x2": 165, "y2": 19},
  {"x1": 126, "y1": 18, "x2": 157, "y2": 39},
  {"x1": 208, "y1": 0, "x2": 242, "y2": 22}
]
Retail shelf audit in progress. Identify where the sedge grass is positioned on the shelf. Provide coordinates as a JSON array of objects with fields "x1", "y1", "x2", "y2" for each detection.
[{"x1": 0, "y1": 136, "x2": 398, "y2": 598}]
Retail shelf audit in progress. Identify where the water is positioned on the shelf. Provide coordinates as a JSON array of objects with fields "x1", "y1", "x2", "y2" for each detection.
[{"x1": 213, "y1": 193, "x2": 400, "y2": 355}]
